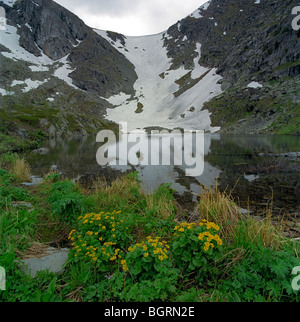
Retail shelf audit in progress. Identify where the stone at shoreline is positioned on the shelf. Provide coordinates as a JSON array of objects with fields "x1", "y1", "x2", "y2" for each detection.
[
  {"x1": 12, "y1": 201, "x2": 33, "y2": 209},
  {"x1": 32, "y1": 148, "x2": 49, "y2": 155},
  {"x1": 19, "y1": 248, "x2": 70, "y2": 278},
  {"x1": 21, "y1": 176, "x2": 43, "y2": 187}
]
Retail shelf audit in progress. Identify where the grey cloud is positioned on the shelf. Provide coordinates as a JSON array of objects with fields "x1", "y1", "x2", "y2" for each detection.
[{"x1": 55, "y1": 0, "x2": 142, "y2": 17}]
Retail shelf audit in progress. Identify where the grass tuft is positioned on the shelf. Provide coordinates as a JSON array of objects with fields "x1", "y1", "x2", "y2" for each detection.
[{"x1": 12, "y1": 158, "x2": 31, "y2": 183}]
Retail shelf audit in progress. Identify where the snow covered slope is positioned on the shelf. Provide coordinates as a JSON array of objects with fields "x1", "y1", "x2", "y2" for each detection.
[
  {"x1": 96, "y1": 29, "x2": 223, "y2": 133},
  {"x1": 1, "y1": 0, "x2": 17, "y2": 7}
]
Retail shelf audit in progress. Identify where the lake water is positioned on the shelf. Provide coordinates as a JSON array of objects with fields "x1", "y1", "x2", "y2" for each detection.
[{"x1": 23, "y1": 134, "x2": 300, "y2": 217}]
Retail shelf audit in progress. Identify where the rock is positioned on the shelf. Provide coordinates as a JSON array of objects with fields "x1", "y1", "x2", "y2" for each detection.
[
  {"x1": 32, "y1": 148, "x2": 49, "y2": 155},
  {"x1": 48, "y1": 126, "x2": 56, "y2": 138},
  {"x1": 12, "y1": 201, "x2": 33, "y2": 209},
  {"x1": 239, "y1": 208, "x2": 253, "y2": 215},
  {"x1": 19, "y1": 248, "x2": 70, "y2": 278},
  {"x1": 22, "y1": 176, "x2": 43, "y2": 187}
]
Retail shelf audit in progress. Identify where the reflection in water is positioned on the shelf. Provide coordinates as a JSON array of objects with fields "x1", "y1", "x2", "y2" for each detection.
[{"x1": 24, "y1": 134, "x2": 300, "y2": 215}]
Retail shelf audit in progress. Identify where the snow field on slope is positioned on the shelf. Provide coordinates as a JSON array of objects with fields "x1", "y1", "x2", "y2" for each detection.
[
  {"x1": 0, "y1": 24, "x2": 80, "y2": 93},
  {"x1": 96, "y1": 30, "x2": 222, "y2": 132}
]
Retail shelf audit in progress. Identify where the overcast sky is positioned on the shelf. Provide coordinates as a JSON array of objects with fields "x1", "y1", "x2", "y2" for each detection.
[{"x1": 54, "y1": 0, "x2": 208, "y2": 36}]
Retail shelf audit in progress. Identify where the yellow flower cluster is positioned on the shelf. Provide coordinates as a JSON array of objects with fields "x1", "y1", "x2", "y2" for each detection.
[
  {"x1": 174, "y1": 222, "x2": 196, "y2": 236},
  {"x1": 198, "y1": 231, "x2": 223, "y2": 251},
  {"x1": 173, "y1": 220, "x2": 223, "y2": 252},
  {"x1": 199, "y1": 219, "x2": 220, "y2": 231},
  {"x1": 69, "y1": 211, "x2": 125, "y2": 264},
  {"x1": 68, "y1": 229, "x2": 76, "y2": 241},
  {"x1": 121, "y1": 260, "x2": 129, "y2": 272},
  {"x1": 128, "y1": 237, "x2": 169, "y2": 262},
  {"x1": 73, "y1": 242, "x2": 99, "y2": 262},
  {"x1": 174, "y1": 222, "x2": 196, "y2": 232}
]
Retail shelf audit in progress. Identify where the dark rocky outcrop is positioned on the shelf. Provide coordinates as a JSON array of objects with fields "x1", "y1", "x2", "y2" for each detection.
[
  {"x1": 3, "y1": 0, "x2": 137, "y2": 97},
  {"x1": 162, "y1": 0, "x2": 300, "y2": 133}
]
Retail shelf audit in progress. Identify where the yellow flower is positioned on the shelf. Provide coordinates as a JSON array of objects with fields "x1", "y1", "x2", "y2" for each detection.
[
  {"x1": 144, "y1": 253, "x2": 149, "y2": 258},
  {"x1": 198, "y1": 233, "x2": 204, "y2": 241}
]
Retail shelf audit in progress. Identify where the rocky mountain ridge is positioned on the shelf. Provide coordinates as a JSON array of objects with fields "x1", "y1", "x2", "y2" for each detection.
[{"x1": 0, "y1": 0, "x2": 299, "y2": 139}]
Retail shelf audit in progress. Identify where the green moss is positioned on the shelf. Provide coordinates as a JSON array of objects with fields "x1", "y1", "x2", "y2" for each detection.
[{"x1": 273, "y1": 59, "x2": 300, "y2": 72}]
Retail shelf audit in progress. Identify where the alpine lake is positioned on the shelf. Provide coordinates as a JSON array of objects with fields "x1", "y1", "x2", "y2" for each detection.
[{"x1": 23, "y1": 133, "x2": 300, "y2": 232}]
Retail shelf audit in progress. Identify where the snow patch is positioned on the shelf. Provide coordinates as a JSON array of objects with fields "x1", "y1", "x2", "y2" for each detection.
[
  {"x1": 0, "y1": 24, "x2": 53, "y2": 66},
  {"x1": 0, "y1": 87, "x2": 13, "y2": 95},
  {"x1": 25, "y1": 23, "x2": 33, "y2": 32},
  {"x1": 0, "y1": 0, "x2": 17, "y2": 7},
  {"x1": 247, "y1": 81, "x2": 263, "y2": 89},
  {"x1": 0, "y1": 23, "x2": 81, "y2": 91},
  {"x1": 11, "y1": 78, "x2": 48, "y2": 93},
  {"x1": 53, "y1": 55, "x2": 81, "y2": 90},
  {"x1": 189, "y1": 1, "x2": 211, "y2": 19},
  {"x1": 29, "y1": 65, "x2": 49, "y2": 72}
]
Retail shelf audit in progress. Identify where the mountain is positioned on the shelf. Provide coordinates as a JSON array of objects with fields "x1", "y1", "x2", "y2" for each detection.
[{"x1": 0, "y1": 0, "x2": 299, "y2": 140}]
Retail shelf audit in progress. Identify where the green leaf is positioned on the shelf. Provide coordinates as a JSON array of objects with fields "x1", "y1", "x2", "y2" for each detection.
[{"x1": 130, "y1": 262, "x2": 142, "y2": 276}]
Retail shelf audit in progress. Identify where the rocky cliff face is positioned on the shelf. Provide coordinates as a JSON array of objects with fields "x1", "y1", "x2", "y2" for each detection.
[
  {"x1": 164, "y1": 0, "x2": 300, "y2": 134},
  {"x1": 0, "y1": 0, "x2": 299, "y2": 137},
  {"x1": 0, "y1": 0, "x2": 137, "y2": 138}
]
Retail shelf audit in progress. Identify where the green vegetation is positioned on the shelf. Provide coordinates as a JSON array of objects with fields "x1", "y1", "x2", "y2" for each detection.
[
  {"x1": 205, "y1": 79, "x2": 300, "y2": 135},
  {"x1": 0, "y1": 154, "x2": 299, "y2": 302}
]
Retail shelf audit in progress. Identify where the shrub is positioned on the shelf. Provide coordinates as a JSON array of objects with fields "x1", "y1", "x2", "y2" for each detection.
[
  {"x1": 220, "y1": 246, "x2": 300, "y2": 302},
  {"x1": 47, "y1": 181, "x2": 84, "y2": 223},
  {"x1": 171, "y1": 220, "x2": 223, "y2": 275},
  {"x1": 68, "y1": 211, "x2": 131, "y2": 272},
  {"x1": 122, "y1": 236, "x2": 173, "y2": 281}
]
